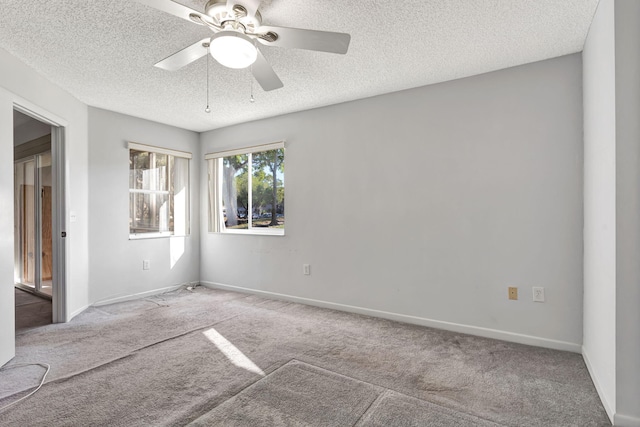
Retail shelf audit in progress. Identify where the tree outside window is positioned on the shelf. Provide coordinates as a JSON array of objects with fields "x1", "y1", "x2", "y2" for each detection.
[{"x1": 209, "y1": 145, "x2": 284, "y2": 234}]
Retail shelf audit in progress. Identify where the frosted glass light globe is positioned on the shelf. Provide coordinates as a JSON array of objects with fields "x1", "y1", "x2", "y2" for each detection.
[{"x1": 209, "y1": 31, "x2": 257, "y2": 69}]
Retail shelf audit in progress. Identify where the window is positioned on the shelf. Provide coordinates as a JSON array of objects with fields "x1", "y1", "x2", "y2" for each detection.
[
  {"x1": 129, "y1": 142, "x2": 191, "y2": 238},
  {"x1": 206, "y1": 142, "x2": 284, "y2": 235}
]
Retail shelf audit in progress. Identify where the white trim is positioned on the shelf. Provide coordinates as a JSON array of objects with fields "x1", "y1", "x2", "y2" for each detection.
[
  {"x1": 11, "y1": 99, "x2": 68, "y2": 128},
  {"x1": 91, "y1": 284, "x2": 183, "y2": 307},
  {"x1": 129, "y1": 189, "x2": 170, "y2": 195},
  {"x1": 69, "y1": 304, "x2": 90, "y2": 321},
  {"x1": 204, "y1": 141, "x2": 284, "y2": 160},
  {"x1": 221, "y1": 228, "x2": 284, "y2": 236},
  {"x1": 582, "y1": 347, "x2": 615, "y2": 423},
  {"x1": 129, "y1": 232, "x2": 187, "y2": 240},
  {"x1": 50, "y1": 126, "x2": 67, "y2": 322},
  {"x1": 200, "y1": 281, "x2": 582, "y2": 353},
  {"x1": 614, "y1": 414, "x2": 640, "y2": 427},
  {"x1": 128, "y1": 141, "x2": 192, "y2": 159}
]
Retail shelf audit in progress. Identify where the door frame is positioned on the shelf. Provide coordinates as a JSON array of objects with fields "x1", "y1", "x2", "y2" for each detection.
[{"x1": 13, "y1": 104, "x2": 67, "y2": 323}]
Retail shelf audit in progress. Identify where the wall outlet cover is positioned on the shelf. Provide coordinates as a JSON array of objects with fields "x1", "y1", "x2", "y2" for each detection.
[
  {"x1": 508, "y1": 287, "x2": 518, "y2": 300},
  {"x1": 532, "y1": 287, "x2": 545, "y2": 302}
]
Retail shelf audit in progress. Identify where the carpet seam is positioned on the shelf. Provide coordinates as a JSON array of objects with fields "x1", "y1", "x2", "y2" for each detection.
[
  {"x1": 293, "y1": 356, "x2": 510, "y2": 427},
  {"x1": 7, "y1": 294, "x2": 286, "y2": 402},
  {"x1": 128, "y1": 314, "x2": 241, "y2": 353},
  {"x1": 0, "y1": 353, "x2": 136, "y2": 408},
  {"x1": 350, "y1": 389, "x2": 388, "y2": 426},
  {"x1": 2, "y1": 314, "x2": 244, "y2": 402},
  {"x1": 184, "y1": 357, "x2": 298, "y2": 425}
]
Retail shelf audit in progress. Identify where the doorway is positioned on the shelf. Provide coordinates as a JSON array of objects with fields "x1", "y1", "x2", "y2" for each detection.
[{"x1": 12, "y1": 109, "x2": 60, "y2": 327}]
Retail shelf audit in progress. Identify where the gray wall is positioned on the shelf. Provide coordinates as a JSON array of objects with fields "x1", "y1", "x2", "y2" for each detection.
[
  {"x1": 582, "y1": 0, "x2": 616, "y2": 420},
  {"x1": 614, "y1": 1, "x2": 640, "y2": 424},
  {"x1": 88, "y1": 108, "x2": 200, "y2": 304},
  {"x1": 0, "y1": 93, "x2": 15, "y2": 365},
  {"x1": 200, "y1": 54, "x2": 584, "y2": 350},
  {"x1": 583, "y1": 1, "x2": 640, "y2": 424}
]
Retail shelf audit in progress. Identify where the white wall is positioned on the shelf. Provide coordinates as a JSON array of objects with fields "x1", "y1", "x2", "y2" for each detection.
[
  {"x1": 0, "y1": 95, "x2": 15, "y2": 366},
  {"x1": 0, "y1": 47, "x2": 89, "y2": 339},
  {"x1": 583, "y1": 1, "x2": 640, "y2": 424},
  {"x1": 200, "y1": 54, "x2": 584, "y2": 351},
  {"x1": 614, "y1": 1, "x2": 640, "y2": 424},
  {"x1": 581, "y1": 0, "x2": 617, "y2": 420},
  {"x1": 87, "y1": 108, "x2": 200, "y2": 304}
]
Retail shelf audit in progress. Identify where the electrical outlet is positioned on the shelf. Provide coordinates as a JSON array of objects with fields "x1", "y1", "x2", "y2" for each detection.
[
  {"x1": 143, "y1": 260, "x2": 150, "y2": 270},
  {"x1": 532, "y1": 287, "x2": 545, "y2": 302},
  {"x1": 508, "y1": 287, "x2": 518, "y2": 300},
  {"x1": 303, "y1": 264, "x2": 311, "y2": 275}
]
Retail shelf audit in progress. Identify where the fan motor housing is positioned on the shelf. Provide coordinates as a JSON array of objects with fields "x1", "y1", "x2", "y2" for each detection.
[{"x1": 204, "y1": 0, "x2": 262, "y2": 30}]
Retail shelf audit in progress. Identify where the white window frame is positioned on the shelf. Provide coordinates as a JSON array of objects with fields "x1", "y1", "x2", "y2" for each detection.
[
  {"x1": 128, "y1": 142, "x2": 191, "y2": 239},
  {"x1": 206, "y1": 141, "x2": 284, "y2": 236}
]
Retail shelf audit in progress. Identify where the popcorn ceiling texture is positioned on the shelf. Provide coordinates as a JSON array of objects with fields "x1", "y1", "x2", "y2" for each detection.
[{"x1": 0, "y1": 0, "x2": 598, "y2": 132}]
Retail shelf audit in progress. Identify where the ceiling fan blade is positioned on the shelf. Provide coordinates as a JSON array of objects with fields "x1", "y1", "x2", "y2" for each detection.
[
  {"x1": 251, "y1": 48, "x2": 283, "y2": 91},
  {"x1": 135, "y1": 0, "x2": 211, "y2": 25},
  {"x1": 227, "y1": 0, "x2": 262, "y2": 19},
  {"x1": 256, "y1": 25, "x2": 350, "y2": 54},
  {"x1": 155, "y1": 38, "x2": 210, "y2": 71}
]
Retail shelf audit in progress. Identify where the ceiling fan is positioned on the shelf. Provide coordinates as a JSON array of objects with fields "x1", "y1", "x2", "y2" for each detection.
[{"x1": 136, "y1": 0, "x2": 351, "y2": 91}]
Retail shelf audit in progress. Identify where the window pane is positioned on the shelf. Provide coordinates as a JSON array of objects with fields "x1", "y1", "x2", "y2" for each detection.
[
  {"x1": 222, "y1": 154, "x2": 249, "y2": 229},
  {"x1": 129, "y1": 150, "x2": 170, "y2": 192},
  {"x1": 129, "y1": 150, "x2": 150, "y2": 190},
  {"x1": 251, "y1": 148, "x2": 284, "y2": 229},
  {"x1": 172, "y1": 157, "x2": 189, "y2": 235},
  {"x1": 154, "y1": 153, "x2": 169, "y2": 192},
  {"x1": 129, "y1": 192, "x2": 172, "y2": 233}
]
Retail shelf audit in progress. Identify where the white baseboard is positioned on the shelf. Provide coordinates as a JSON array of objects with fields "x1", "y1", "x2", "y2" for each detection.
[
  {"x1": 582, "y1": 348, "x2": 615, "y2": 424},
  {"x1": 201, "y1": 281, "x2": 582, "y2": 353},
  {"x1": 69, "y1": 304, "x2": 90, "y2": 321},
  {"x1": 91, "y1": 284, "x2": 184, "y2": 307},
  {"x1": 615, "y1": 414, "x2": 640, "y2": 427}
]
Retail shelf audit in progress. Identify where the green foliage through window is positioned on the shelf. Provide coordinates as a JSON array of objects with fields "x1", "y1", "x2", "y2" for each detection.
[{"x1": 217, "y1": 147, "x2": 284, "y2": 232}]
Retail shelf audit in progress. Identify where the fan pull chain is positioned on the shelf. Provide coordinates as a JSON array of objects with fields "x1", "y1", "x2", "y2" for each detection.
[
  {"x1": 205, "y1": 42, "x2": 211, "y2": 113},
  {"x1": 250, "y1": 39, "x2": 256, "y2": 103},
  {"x1": 250, "y1": 66, "x2": 255, "y2": 103}
]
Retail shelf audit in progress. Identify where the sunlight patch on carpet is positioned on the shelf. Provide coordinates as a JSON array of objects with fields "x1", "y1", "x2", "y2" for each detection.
[{"x1": 203, "y1": 328, "x2": 265, "y2": 376}]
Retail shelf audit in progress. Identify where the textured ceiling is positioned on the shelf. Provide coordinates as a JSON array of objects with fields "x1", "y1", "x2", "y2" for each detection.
[{"x1": 0, "y1": 0, "x2": 599, "y2": 132}]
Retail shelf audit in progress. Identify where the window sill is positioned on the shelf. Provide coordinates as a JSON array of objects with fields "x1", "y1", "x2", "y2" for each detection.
[
  {"x1": 214, "y1": 228, "x2": 285, "y2": 236},
  {"x1": 129, "y1": 233, "x2": 189, "y2": 240}
]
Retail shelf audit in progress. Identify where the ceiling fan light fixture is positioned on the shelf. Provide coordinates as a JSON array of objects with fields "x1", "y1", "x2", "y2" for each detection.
[{"x1": 209, "y1": 30, "x2": 257, "y2": 69}]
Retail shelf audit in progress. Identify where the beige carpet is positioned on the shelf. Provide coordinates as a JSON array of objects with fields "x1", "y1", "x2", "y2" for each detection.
[{"x1": 0, "y1": 287, "x2": 610, "y2": 426}]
